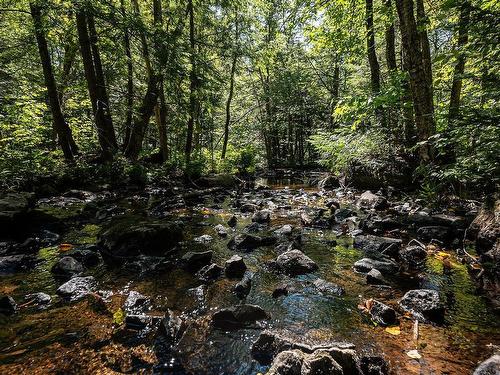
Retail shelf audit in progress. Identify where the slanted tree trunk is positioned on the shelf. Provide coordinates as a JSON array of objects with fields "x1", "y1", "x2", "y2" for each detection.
[
  {"x1": 30, "y1": 2, "x2": 76, "y2": 160},
  {"x1": 396, "y1": 0, "x2": 435, "y2": 162},
  {"x1": 121, "y1": 0, "x2": 134, "y2": 151},
  {"x1": 75, "y1": 9, "x2": 116, "y2": 159},
  {"x1": 185, "y1": 0, "x2": 196, "y2": 165},
  {"x1": 448, "y1": 0, "x2": 470, "y2": 123}
]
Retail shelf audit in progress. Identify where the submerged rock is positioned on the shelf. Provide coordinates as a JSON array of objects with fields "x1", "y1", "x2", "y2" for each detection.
[
  {"x1": 353, "y1": 258, "x2": 398, "y2": 275},
  {"x1": 360, "y1": 356, "x2": 389, "y2": 375},
  {"x1": 399, "y1": 289, "x2": 444, "y2": 323},
  {"x1": 275, "y1": 250, "x2": 318, "y2": 276},
  {"x1": 312, "y1": 278, "x2": 345, "y2": 296},
  {"x1": 211, "y1": 304, "x2": 268, "y2": 329},
  {"x1": 56, "y1": 276, "x2": 96, "y2": 301},
  {"x1": 473, "y1": 354, "x2": 500, "y2": 375},
  {"x1": 224, "y1": 255, "x2": 247, "y2": 278},
  {"x1": 0, "y1": 295, "x2": 17, "y2": 315},
  {"x1": 51, "y1": 256, "x2": 84, "y2": 278},
  {"x1": 124, "y1": 291, "x2": 150, "y2": 313},
  {"x1": 369, "y1": 300, "x2": 397, "y2": 326},
  {"x1": 181, "y1": 250, "x2": 213, "y2": 270},
  {"x1": 273, "y1": 284, "x2": 291, "y2": 298},
  {"x1": 227, "y1": 215, "x2": 238, "y2": 227}
]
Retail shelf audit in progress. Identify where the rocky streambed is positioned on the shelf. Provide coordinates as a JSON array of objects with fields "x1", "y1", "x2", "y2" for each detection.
[{"x1": 0, "y1": 174, "x2": 499, "y2": 374}]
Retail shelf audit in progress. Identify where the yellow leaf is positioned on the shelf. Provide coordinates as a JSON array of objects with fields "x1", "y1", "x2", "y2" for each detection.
[
  {"x1": 113, "y1": 308, "x2": 125, "y2": 325},
  {"x1": 385, "y1": 326, "x2": 401, "y2": 335},
  {"x1": 437, "y1": 251, "x2": 449, "y2": 258},
  {"x1": 59, "y1": 243, "x2": 73, "y2": 252}
]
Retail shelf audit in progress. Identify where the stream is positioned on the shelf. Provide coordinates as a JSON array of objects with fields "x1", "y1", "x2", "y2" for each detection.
[{"x1": 0, "y1": 176, "x2": 499, "y2": 374}]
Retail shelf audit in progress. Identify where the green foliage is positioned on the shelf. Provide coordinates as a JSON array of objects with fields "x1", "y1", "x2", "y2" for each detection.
[{"x1": 218, "y1": 145, "x2": 257, "y2": 175}]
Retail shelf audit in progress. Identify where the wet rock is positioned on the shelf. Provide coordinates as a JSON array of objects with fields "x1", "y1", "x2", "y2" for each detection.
[
  {"x1": 125, "y1": 314, "x2": 152, "y2": 330},
  {"x1": 67, "y1": 246, "x2": 100, "y2": 268},
  {"x1": 211, "y1": 304, "x2": 268, "y2": 329},
  {"x1": 0, "y1": 254, "x2": 38, "y2": 274},
  {"x1": 276, "y1": 250, "x2": 318, "y2": 276},
  {"x1": 357, "y1": 191, "x2": 388, "y2": 210},
  {"x1": 399, "y1": 289, "x2": 444, "y2": 323},
  {"x1": 124, "y1": 291, "x2": 150, "y2": 313},
  {"x1": 227, "y1": 215, "x2": 238, "y2": 227},
  {"x1": 366, "y1": 269, "x2": 386, "y2": 285},
  {"x1": 228, "y1": 233, "x2": 273, "y2": 250},
  {"x1": 234, "y1": 271, "x2": 253, "y2": 299},
  {"x1": 417, "y1": 226, "x2": 451, "y2": 243},
  {"x1": 157, "y1": 309, "x2": 186, "y2": 348},
  {"x1": 267, "y1": 350, "x2": 304, "y2": 375},
  {"x1": 360, "y1": 356, "x2": 389, "y2": 375},
  {"x1": 312, "y1": 278, "x2": 345, "y2": 296},
  {"x1": 56, "y1": 276, "x2": 96, "y2": 301},
  {"x1": 302, "y1": 351, "x2": 343, "y2": 375},
  {"x1": 353, "y1": 258, "x2": 398, "y2": 275},
  {"x1": 214, "y1": 224, "x2": 228, "y2": 237},
  {"x1": 224, "y1": 255, "x2": 247, "y2": 278},
  {"x1": 318, "y1": 176, "x2": 339, "y2": 190},
  {"x1": 473, "y1": 354, "x2": 500, "y2": 375},
  {"x1": 326, "y1": 199, "x2": 341, "y2": 210},
  {"x1": 181, "y1": 250, "x2": 213, "y2": 271},
  {"x1": 274, "y1": 225, "x2": 293, "y2": 237},
  {"x1": 245, "y1": 222, "x2": 267, "y2": 233},
  {"x1": 354, "y1": 235, "x2": 402, "y2": 258},
  {"x1": 25, "y1": 292, "x2": 51, "y2": 309},
  {"x1": 98, "y1": 219, "x2": 183, "y2": 262},
  {"x1": 193, "y1": 234, "x2": 213, "y2": 244},
  {"x1": 241, "y1": 203, "x2": 258, "y2": 213},
  {"x1": 0, "y1": 192, "x2": 35, "y2": 234},
  {"x1": 51, "y1": 256, "x2": 84, "y2": 278},
  {"x1": 399, "y1": 245, "x2": 427, "y2": 269},
  {"x1": 334, "y1": 208, "x2": 357, "y2": 223},
  {"x1": 0, "y1": 295, "x2": 17, "y2": 315},
  {"x1": 369, "y1": 300, "x2": 397, "y2": 326},
  {"x1": 197, "y1": 263, "x2": 223, "y2": 282},
  {"x1": 252, "y1": 209, "x2": 272, "y2": 224},
  {"x1": 273, "y1": 284, "x2": 291, "y2": 298}
]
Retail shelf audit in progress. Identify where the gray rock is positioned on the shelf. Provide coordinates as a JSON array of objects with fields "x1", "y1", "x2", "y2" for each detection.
[
  {"x1": 366, "y1": 269, "x2": 386, "y2": 285},
  {"x1": 124, "y1": 291, "x2": 150, "y2": 313},
  {"x1": 125, "y1": 314, "x2": 152, "y2": 330},
  {"x1": 228, "y1": 234, "x2": 271, "y2": 250},
  {"x1": 181, "y1": 250, "x2": 213, "y2": 270},
  {"x1": 0, "y1": 295, "x2": 17, "y2": 315},
  {"x1": 399, "y1": 289, "x2": 444, "y2": 323},
  {"x1": 313, "y1": 278, "x2": 345, "y2": 296},
  {"x1": 353, "y1": 258, "x2": 398, "y2": 275},
  {"x1": 194, "y1": 234, "x2": 213, "y2": 244},
  {"x1": 334, "y1": 208, "x2": 357, "y2": 223},
  {"x1": 252, "y1": 209, "x2": 272, "y2": 224},
  {"x1": 369, "y1": 300, "x2": 397, "y2": 326},
  {"x1": 302, "y1": 351, "x2": 343, "y2": 375},
  {"x1": 357, "y1": 191, "x2": 388, "y2": 210},
  {"x1": 0, "y1": 254, "x2": 38, "y2": 274},
  {"x1": 399, "y1": 245, "x2": 427, "y2": 269},
  {"x1": 214, "y1": 224, "x2": 228, "y2": 237},
  {"x1": 56, "y1": 276, "x2": 96, "y2": 301},
  {"x1": 273, "y1": 284, "x2": 291, "y2": 298},
  {"x1": 224, "y1": 255, "x2": 247, "y2": 278},
  {"x1": 274, "y1": 224, "x2": 293, "y2": 237},
  {"x1": 25, "y1": 292, "x2": 51, "y2": 308},
  {"x1": 417, "y1": 226, "x2": 451, "y2": 243},
  {"x1": 354, "y1": 235, "x2": 402, "y2": 258},
  {"x1": 473, "y1": 354, "x2": 500, "y2": 375},
  {"x1": 212, "y1": 304, "x2": 268, "y2": 329},
  {"x1": 234, "y1": 271, "x2": 253, "y2": 299},
  {"x1": 267, "y1": 350, "x2": 304, "y2": 375},
  {"x1": 276, "y1": 250, "x2": 318, "y2": 276},
  {"x1": 197, "y1": 263, "x2": 223, "y2": 282},
  {"x1": 241, "y1": 203, "x2": 258, "y2": 213},
  {"x1": 51, "y1": 256, "x2": 84, "y2": 278}
]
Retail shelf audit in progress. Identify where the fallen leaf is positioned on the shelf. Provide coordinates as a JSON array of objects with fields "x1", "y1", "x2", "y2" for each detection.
[
  {"x1": 385, "y1": 326, "x2": 401, "y2": 335},
  {"x1": 366, "y1": 298, "x2": 374, "y2": 311},
  {"x1": 407, "y1": 350, "x2": 422, "y2": 359},
  {"x1": 59, "y1": 243, "x2": 73, "y2": 252},
  {"x1": 437, "y1": 251, "x2": 449, "y2": 258},
  {"x1": 471, "y1": 263, "x2": 482, "y2": 270},
  {"x1": 113, "y1": 308, "x2": 125, "y2": 325}
]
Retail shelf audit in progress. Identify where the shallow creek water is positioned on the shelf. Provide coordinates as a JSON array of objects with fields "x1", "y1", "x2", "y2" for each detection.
[{"x1": 0, "y1": 179, "x2": 499, "y2": 374}]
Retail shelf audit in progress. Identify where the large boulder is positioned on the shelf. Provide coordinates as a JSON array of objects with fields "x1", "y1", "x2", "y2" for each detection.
[
  {"x1": 473, "y1": 354, "x2": 500, "y2": 375},
  {"x1": 398, "y1": 289, "x2": 444, "y2": 323},
  {"x1": 0, "y1": 192, "x2": 35, "y2": 236},
  {"x1": 353, "y1": 258, "x2": 398, "y2": 275},
  {"x1": 211, "y1": 304, "x2": 268, "y2": 329},
  {"x1": 196, "y1": 174, "x2": 239, "y2": 188},
  {"x1": 56, "y1": 276, "x2": 96, "y2": 301},
  {"x1": 267, "y1": 349, "x2": 344, "y2": 375},
  {"x1": 275, "y1": 250, "x2": 318, "y2": 276},
  {"x1": 354, "y1": 235, "x2": 402, "y2": 259},
  {"x1": 197, "y1": 263, "x2": 223, "y2": 282},
  {"x1": 357, "y1": 191, "x2": 388, "y2": 210},
  {"x1": 98, "y1": 218, "x2": 183, "y2": 263}
]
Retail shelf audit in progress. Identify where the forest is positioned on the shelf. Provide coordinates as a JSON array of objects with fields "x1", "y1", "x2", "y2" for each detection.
[{"x1": 0, "y1": 0, "x2": 499, "y2": 374}]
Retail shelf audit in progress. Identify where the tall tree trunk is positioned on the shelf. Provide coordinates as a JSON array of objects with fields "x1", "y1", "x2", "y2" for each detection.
[
  {"x1": 121, "y1": 0, "x2": 134, "y2": 151},
  {"x1": 396, "y1": 0, "x2": 435, "y2": 162},
  {"x1": 185, "y1": 0, "x2": 196, "y2": 165},
  {"x1": 366, "y1": 0, "x2": 381, "y2": 94},
  {"x1": 415, "y1": 0, "x2": 433, "y2": 99},
  {"x1": 384, "y1": 0, "x2": 397, "y2": 71},
  {"x1": 75, "y1": 9, "x2": 116, "y2": 159},
  {"x1": 222, "y1": 42, "x2": 238, "y2": 160},
  {"x1": 30, "y1": 2, "x2": 76, "y2": 160},
  {"x1": 448, "y1": 1, "x2": 470, "y2": 123}
]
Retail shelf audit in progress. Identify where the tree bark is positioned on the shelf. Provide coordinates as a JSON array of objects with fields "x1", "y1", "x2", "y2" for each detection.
[
  {"x1": 448, "y1": 1, "x2": 470, "y2": 123},
  {"x1": 121, "y1": 0, "x2": 134, "y2": 151},
  {"x1": 415, "y1": 0, "x2": 433, "y2": 99},
  {"x1": 396, "y1": 0, "x2": 435, "y2": 162},
  {"x1": 30, "y1": 2, "x2": 76, "y2": 160},
  {"x1": 185, "y1": 0, "x2": 196, "y2": 165},
  {"x1": 366, "y1": 0, "x2": 381, "y2": 94},
  {"x1": 384, "y1": 0, "x2": 397, "y2": 71}
]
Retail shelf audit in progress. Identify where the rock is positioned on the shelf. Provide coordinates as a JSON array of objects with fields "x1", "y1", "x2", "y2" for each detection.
[
  {"x1": 193, "y1": 234, "x2": 213, "y2": 244},
  {"x1": 224, "y1": 255, "x2": 247, "y2": 278},
  {"x1": 274, "y1": 224, "x2": 293, "y2": 237},
  {"x1": 98, "y1": 219, "x2": 183, "y2": 262},
  {"x1": 0, "y1": 295, "x2": 17, "y2": 315},
  {"x1": 227, "y1": 215, "x2": 238, "y2": 227},
  {"x1": 267, "y1": 350, "x2": 304, "y2": 375},
  {"x1": 0, "y1": 254, "x2": 38, "y2": 274},
  {"x1": 197, "y1": 263, "x2": 223, "y2": 282},
  {"x1": 212, "y1": 304, "x2": 268, "y2": 329},
  {"x1": 326, "y1": 199, "x2": 341, "y2": 210},
  {"x1": 228, "y1": 234, "x2": 267, "y2": 250},
  {"x1": 56, "y1": 276, "x2": 96, "y2": 301},
  {"x1": 245, "y1": 222, "x2": 267, "y2": 233},
  {"x1": 241, "y1": 203, "x2": 258, "y2": 213},
  {"x1": 399, "y1": 245, "x2": 427, "y2": 269},
  {"x1": 25, "y1": 292, "x2": 51, "y2": 308},
  {"x1": 357, "y1": 191, "x2": 388, "y2": 210},
  {"x1": 366, "y1": 269, "x2": 386, "y2": 285},
  {"x1": 354, "y1": 258, "x2": 398, "y2": 275},
  {"x1": 312, "y1": 278, "x2": 345, "y2": 296},
  {"x1": 399, "y1": 289, "x2": 444, "y2": 323},
  {"x1": 181, "y1": 250, "x2": 213, "y2": 270},
  {"x1": 369, "y1": 300, "x2": 397, "y2": 326},
  {"x1": 360, "y1": 356, "x2": 389, "y2": 375},
  {"x1": 196, "y1": 174, "x2": 238, "y2": 188},
  {"x1": 234, "y1": 271, "x2": 253, "y2": 299},
  {"x1": 273, "y1": 284, "x2": 290, "y2": 298},
  {"x1": 416, "y1": 226, "x2": 451, "y2": 243},
  {"x1": 214, "y1": 224, "x2": 228, "y2": 237},
  {"x1": 354, "y1": 235, "x2": 402, "y2": 258},
  {"x1": 473, "y1": 354, "x2": 500, "y2": 375},
  {"x1": 0, "y1": 192, "x2": 35, "y2": 234},
  {"x1": 124, "y1": 291, "x2": 150, "y2": 313},
  {"x1": 334, "y1": 208, "x2": 357, "y2": 223},
  {"x1": 302, "y1": 351, "x2": 343, "y2": 375},
  {"x1": 318, "y1": 176, "x2": 339, "y2": 190},
  {"x1": 51, "y1": 256, "x2": 84, "y2": 278},
  {"x1": 125, "y1": 314, "x2": 152, "y2": 330},
  {"x1": 252, "y1": 209, "x2": 272, "y2": 224},
  {"x1": 157, "y1": 309, "x2": 186, "y2": 348},
  {"x1": 67, "y1": 246, "x2": 100, "y2": 268},
  {"x1": 276, "y1": 250, "x2": 318, "y2": 276}
]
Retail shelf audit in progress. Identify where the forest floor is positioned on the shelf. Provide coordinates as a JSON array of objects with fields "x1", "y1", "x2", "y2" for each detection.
[{"x1": 0, "y1": 171, "x2": 499, "y2": 374}]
